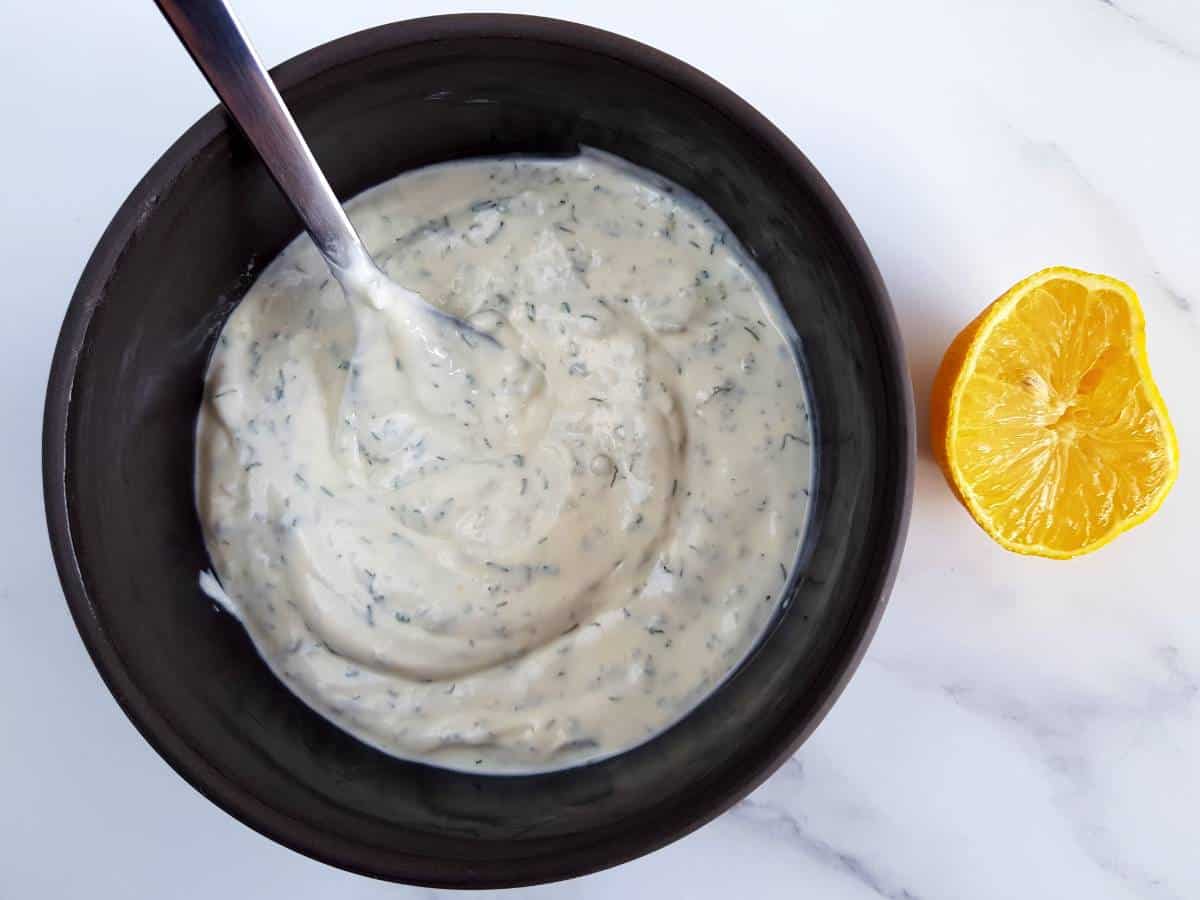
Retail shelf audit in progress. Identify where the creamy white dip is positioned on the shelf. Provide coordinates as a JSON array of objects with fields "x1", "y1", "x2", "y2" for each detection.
[{"x1": 196, "y1": 152, "x2": 813, "y2": 772}]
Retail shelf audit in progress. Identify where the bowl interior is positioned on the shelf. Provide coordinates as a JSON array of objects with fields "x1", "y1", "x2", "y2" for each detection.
[{"x1": 46, "y1": 16, "x2": 910, "y2": 887}]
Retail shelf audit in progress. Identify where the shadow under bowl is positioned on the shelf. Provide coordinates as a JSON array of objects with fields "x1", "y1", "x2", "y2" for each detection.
[{"x1": 43, "y1": 14, "x2": 913, "y2": 888}]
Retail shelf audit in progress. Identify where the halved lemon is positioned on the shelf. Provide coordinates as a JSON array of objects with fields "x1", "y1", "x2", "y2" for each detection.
[{"x1": 930, "y1": 267, "x2": 1178, "y2": 558}]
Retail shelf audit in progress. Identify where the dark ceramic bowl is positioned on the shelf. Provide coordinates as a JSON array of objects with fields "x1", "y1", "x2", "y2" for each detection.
[{"x1": 43, "y1": 14, "x2": 912, "y2": 888}]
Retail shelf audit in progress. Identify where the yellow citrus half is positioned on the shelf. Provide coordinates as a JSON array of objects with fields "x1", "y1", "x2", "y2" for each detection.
[{"x1": 930, "y1": 267, "x2": 1178, "y2": 558}]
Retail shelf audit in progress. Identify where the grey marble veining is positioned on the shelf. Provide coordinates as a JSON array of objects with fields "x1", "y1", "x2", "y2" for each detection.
[{"x1": 1095, "y1": 0, "x2": 1200, "y2": 62}]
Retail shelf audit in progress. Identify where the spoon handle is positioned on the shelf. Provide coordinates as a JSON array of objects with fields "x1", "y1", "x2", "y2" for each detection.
[{"x1": 155, "y1": 0, "x2": 372, "y2": 273}]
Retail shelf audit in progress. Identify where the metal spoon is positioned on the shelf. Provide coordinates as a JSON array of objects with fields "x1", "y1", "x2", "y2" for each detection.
[{"x1": 155, "y1": 0, "x2": 486, "y2": 338}]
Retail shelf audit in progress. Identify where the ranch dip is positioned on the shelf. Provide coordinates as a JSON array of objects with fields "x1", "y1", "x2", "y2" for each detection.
[{"x1": 196, "y1": 151, "x2": 813, "y2": 772}]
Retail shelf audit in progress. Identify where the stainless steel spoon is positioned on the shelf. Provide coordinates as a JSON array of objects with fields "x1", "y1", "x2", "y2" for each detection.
[{"x1": 155, "y1": 0, "x2": 486, "y2": 338}]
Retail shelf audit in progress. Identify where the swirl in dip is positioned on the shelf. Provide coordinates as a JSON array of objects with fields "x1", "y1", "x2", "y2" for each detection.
[{"x1": 197, "y1": 152, "x2": 813, "y2": 772}]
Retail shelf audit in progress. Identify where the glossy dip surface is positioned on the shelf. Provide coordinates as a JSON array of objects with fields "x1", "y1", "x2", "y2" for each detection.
[{"x1": 196, "y1": 152, "x2": 814, "y2": 772}]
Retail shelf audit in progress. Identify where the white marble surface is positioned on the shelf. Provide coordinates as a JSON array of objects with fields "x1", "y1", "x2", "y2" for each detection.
[{"x1": 1, "y1": 1, "x2": 1197, "y2": 897}]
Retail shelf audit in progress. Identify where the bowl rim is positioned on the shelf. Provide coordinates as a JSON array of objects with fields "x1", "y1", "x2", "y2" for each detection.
[{"x1": 42, "y1": 12, "x2": 914, "y2": 887}]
